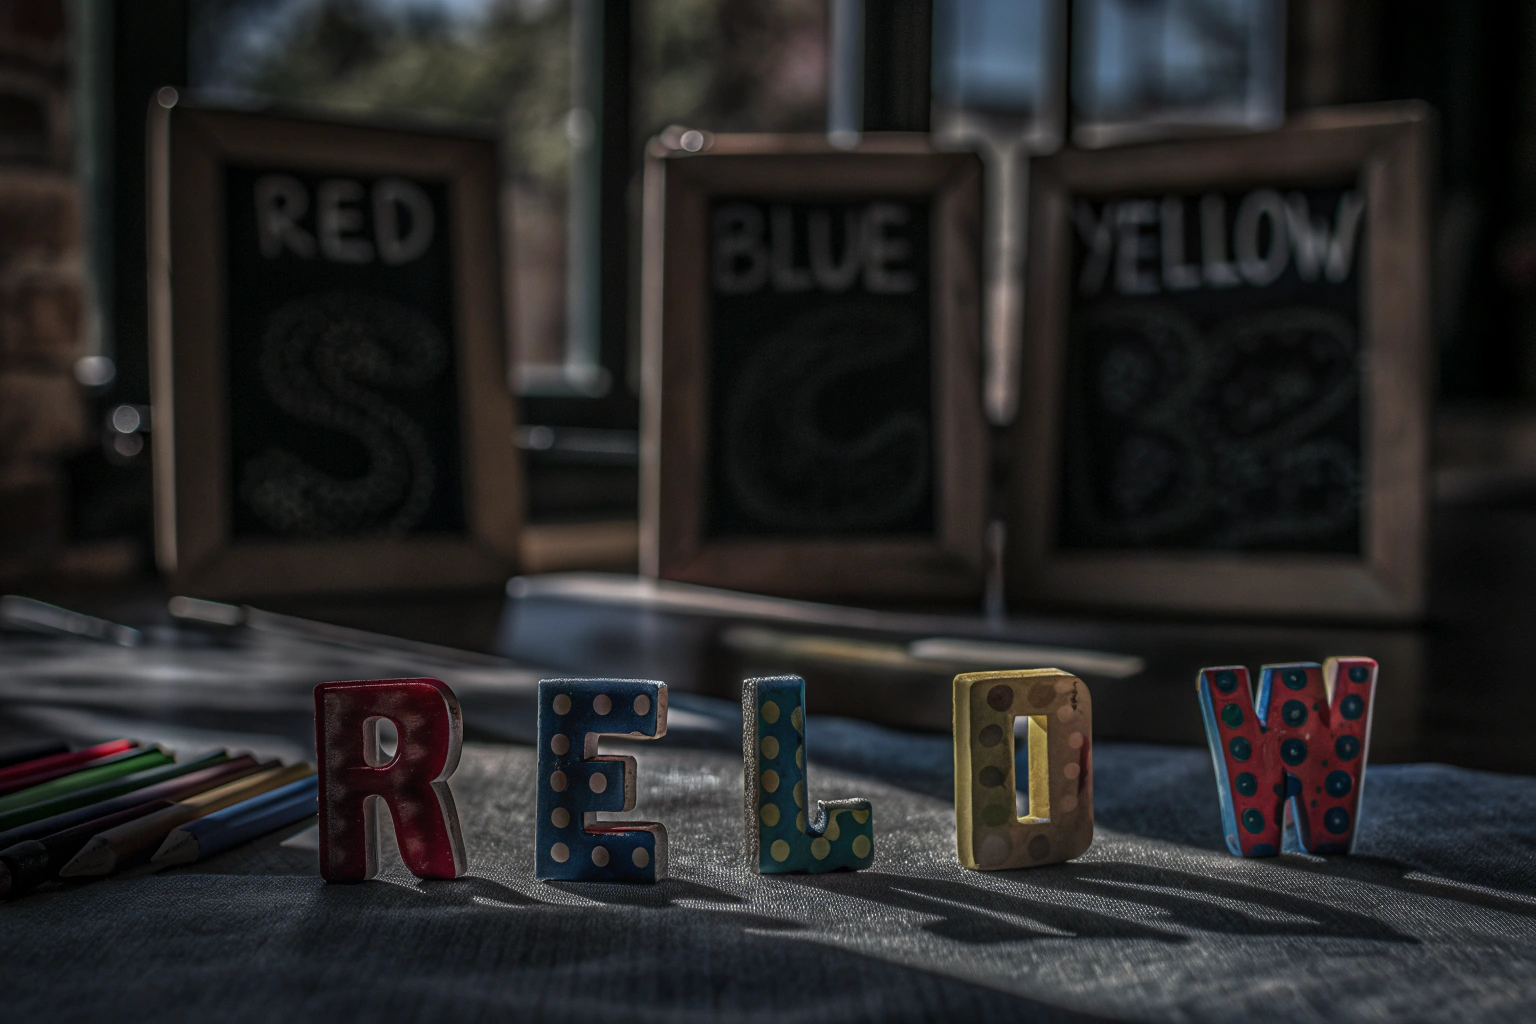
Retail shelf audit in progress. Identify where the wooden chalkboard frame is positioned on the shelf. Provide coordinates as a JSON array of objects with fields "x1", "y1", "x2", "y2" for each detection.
[
  {"x1": 147, "y1": 104, "x2": 521, "y2": 596},
  {"x1": 641, "y1": 135, "x2": 987, "y2": 600},
  {"x1": 1009, "y1": 104, "x2": 1432, "y2": 621}
]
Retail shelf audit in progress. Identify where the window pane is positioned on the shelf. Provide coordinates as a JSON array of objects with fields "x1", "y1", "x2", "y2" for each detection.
[
  {"x1": 635, "y1": 0, "x2": 829, "y2": 141},
  {"x1": 1073, "y1": 0, "x2": 1285, "y2": 147},
  {"x1": 933, "y1": 0, "x2": 1059, "y2": 121},
  {"x1": 187, "y1": 0, "x2": 580, "y2": 391}
]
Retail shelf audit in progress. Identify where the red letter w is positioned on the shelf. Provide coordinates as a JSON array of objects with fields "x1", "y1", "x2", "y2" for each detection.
[{"x1": 1197, "y1": 659, "x2": 1376, "y2": 856}]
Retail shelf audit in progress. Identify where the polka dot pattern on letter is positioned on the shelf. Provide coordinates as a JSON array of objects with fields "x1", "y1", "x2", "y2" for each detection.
[
  {"x1": 1198, "y1": 659, "x2": 1376, "y2": 859},
  {"x1": 746, "y1": 675, "x2": 874, "y2": 875},
  {"x1": 955, "y1": 671, "x2": 1095, "y2": 871},
  {"x1": 537, "y1": 678, "x2": 667, "y2": 882}
]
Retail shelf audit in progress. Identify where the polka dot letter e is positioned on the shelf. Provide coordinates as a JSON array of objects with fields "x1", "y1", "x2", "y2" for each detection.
[
  {"x1": 1196, "y1": 658, "x2": 1377, "y2": 857},
  {"x1": 536, "y1": 678, "x2": 668, "y2": 882},
  {"x1": 952, "y1": 670, "x2": 1094, "y2": 870},
  {"x1": 315, "y1": 677, "x2": 466, "y2": 883},
  {"x1": 742, "y1": 676, "x2": 874, "y2": 874}
]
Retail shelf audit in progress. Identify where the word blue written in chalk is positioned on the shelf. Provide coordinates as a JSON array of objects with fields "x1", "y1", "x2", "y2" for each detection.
[
  {"x1": 743, "y1": 675, "x2": 873, "y2": 873},
  {"x1": 536, "y1": 678, "x2": 669, "y2": 882}
]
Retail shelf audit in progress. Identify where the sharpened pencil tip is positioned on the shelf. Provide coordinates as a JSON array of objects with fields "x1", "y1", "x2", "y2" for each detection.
[
  {"x1": 58, "y1": 836, "x2": 116, "y2": 878},
  {"x1": 150, "y1": 830, "x2": 199, "y2": 867}
]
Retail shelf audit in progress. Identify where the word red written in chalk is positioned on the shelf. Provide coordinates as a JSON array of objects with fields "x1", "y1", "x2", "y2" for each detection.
[{"x1": 314, "y1": 678, "x2": 466, "y2": 882}]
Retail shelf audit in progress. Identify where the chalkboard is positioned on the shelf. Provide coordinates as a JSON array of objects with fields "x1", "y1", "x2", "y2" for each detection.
[
  {"x1": 1059, "y1": 185, "x2": 1364, "y2": 555},
  {"x1": 1009, "y1": 108, "x2": 1432, "y2": 620},
  {"x1": 223, "y1": 166, "x2": 466, "y2": 540},
  {"x1": 149, "y1": 105, "x2": 521, "y2": 596},
  {"x1": 705, "y1": 197, "x2": 934, "y2": 538},
  {"x1": 642, "y1": 139, "x2": 986, "y2": 601}
]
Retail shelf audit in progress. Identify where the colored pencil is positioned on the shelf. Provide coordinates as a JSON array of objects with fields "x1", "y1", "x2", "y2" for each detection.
[
  {"x1": 0, "y1": 750, "x2": 229, "y2": 831},
  {"x1": 0, "y1": 740, "x2": 142, "y2": 795},
  {"x1": 0, "y1": 747, "x2": 170, "y2": 814},
  {"x1": 60, "y1": 763, "x2": 312, "y2": 878},
  {"x1": 152, "y1": 776, "x2": 319, "y2": 867},
  {"x1": 0, "y1": 800, "x2": 173, "y2": 898},
  {"x1": 0, "y1": 755, "x2": 259, "y2": 848},
  {"x1": 0, "y1": 738, "x2": 136, "y2": 788},
  {"x1": 0, "y1": 739, "x2": 70, "y2": 771}
]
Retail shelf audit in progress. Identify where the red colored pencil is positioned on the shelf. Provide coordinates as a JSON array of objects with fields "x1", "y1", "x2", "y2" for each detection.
[
  {"x1": 0, "y1": 739, "x2": 135, "y2": 786},
  {"x1": 0, "y1": 740, "x2": 139, "y2": 795},
  {"x1": 0, "y1": 740, "x2": 68, "y2": 771}
]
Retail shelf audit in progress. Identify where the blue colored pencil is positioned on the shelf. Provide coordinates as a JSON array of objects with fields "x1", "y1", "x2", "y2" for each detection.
[{"x1": 150, "y1": 775, "x2": 318, "y2": 867}]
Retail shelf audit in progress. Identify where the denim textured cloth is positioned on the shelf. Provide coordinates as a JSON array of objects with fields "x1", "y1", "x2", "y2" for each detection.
[
  {"x1": 2, "y1": 713, "x2": 1534, "y2": 1023},
  {"x1": 0, "y1": 633, "x2": 1533, "y2": 1022}
]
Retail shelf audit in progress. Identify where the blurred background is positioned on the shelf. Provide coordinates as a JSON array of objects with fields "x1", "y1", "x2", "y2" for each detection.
[
  {"x1": 1, "y1": 0, "x2": 1535, "y2": 771},
  {"x1": 3, "y1": 0, "x2": 1534, "y2": 586}
]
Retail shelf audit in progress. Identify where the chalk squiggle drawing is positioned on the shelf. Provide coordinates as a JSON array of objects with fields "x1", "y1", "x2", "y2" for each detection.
[
  {"x1": 239, "y1": 292, "x2": 446, "y2": 538},
  {"x1": 1063, "y1": 304, "x2": 1359, "y2": 550},
  {"x1": 720, "y1": 301, "x2": 930, "y2": 533}
]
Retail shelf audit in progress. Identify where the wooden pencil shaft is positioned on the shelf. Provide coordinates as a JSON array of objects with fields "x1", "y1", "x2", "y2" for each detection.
[
  {"x1": 0, "y1": 755, "x2": 256, "y2": 848},
  {"x1": 0, "y1": 740, "x2": 68, "y2": 771},
  {"x1": 65, "y1": 763, "x2": 308, "y2": 874},
  {"x1": 0, "y1": 740, "x2": 135, "y2": 789},
  {"x1": 0, "y1": 741, "x2": 142, "y2": 789},
  {"x1": 41, "y1": 801, "x2": 172, "y2": 857},
  {"x1": 193, "y1": 777, "x2": 317, "y2": 832},
  {"x1": 187, "y1": 763, "x2": 313, "y2": 813},
  {"x1": 0, "y1": 737, "x2": 131, "y2": 771},
  {"x1": 0, "y1": 800, "x2": 172, "y2": 897},
  {"x1": 156, "y1": 784, "x2": 318, "y2": 865},
  {"x1": 0, "y1": 748, "x2": 170, "y2": 812},
  {"x1": 0, "y1": 748, "x2": 146, "y2": 796},
  {"x1": 178, "y1": 786, "x2": 317, "y2": 853},
  {"x1": 208, "y1": 791, "x2": 316, "y2": 844},
  {"x1": 0, "y1": 751, "x2": 228, "y2": 831}
]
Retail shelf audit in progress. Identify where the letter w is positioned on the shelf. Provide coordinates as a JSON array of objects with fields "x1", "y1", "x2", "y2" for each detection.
[
  {"x1": 1285, "y1": 191, "x2": 1365, "y2": 283},
  {"x1": 1197, "y1": 659, "x2": 1377, "y2": 857}
]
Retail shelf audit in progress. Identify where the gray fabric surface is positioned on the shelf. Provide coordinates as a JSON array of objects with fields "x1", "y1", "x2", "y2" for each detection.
[
  {"x1": 1, "y1": 632, "x2": 1533, "y2": 1022},
  {"x1": 3, "y1": 729, "x2": 1535, "y2": 1023}
]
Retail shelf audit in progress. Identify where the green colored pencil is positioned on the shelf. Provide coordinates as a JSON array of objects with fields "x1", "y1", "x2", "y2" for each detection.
[
  {"x1": 0, "y1": 751, "x2": 228, "y2": 831},
  {"x1": 0, "y1": 748, "x2": 173, "y2": 814}
]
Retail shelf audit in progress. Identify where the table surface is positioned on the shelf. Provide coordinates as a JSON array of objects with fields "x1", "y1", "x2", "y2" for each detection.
[
  {"x1": 0, "y1": 684, "x2": 1532, "y2": 1023},
  {"x1": 2, "y1": 500, "x2": 1535, "y2": 1021},
  {"x1": 12, "y1": 503, "x2": 1534, "y2": 774}
]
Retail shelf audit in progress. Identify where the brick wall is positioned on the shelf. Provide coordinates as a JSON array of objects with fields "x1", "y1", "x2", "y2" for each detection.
[{"x1": 0, "y1": 0, "x2": 88, "y2": 579}]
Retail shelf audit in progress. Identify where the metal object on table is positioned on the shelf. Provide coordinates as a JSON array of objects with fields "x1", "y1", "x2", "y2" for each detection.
[{"x1": 0, "y1": 596, "x2": 142, "y2": 647}]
